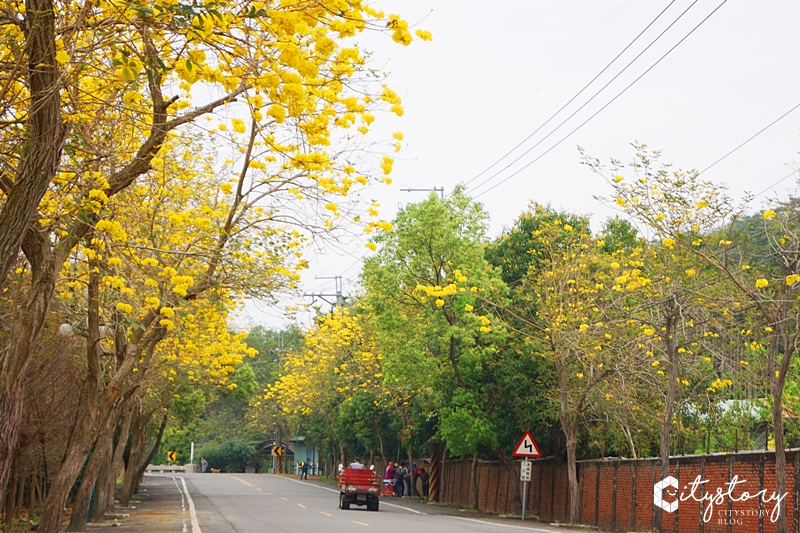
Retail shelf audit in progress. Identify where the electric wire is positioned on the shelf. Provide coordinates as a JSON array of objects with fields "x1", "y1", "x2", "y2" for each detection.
[
  {"x1": 463, "y1": 0, "x2": 682, "y2": 187},
  {"x1": 473, "y1": 0, "x2": 728, "y2": 199},
  {"x1": 698, "y1": 101, "x2": 800, "y2": 175},
  {"x1": 754, "y1": 168, "x2": 799, "y2": 199},
  {"x1": 421, "y1": 0, "x2": 632, "y2": 184}
]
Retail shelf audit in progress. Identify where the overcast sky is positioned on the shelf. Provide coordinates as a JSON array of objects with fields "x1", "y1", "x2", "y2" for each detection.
[{"x1": 240, "y1": 0, "x2": 800, "y2": 328}]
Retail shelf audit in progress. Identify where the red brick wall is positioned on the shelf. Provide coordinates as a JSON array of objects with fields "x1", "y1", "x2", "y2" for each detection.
[{"x1": 440, "y1": 449, "x2": 800, "y2": 532}]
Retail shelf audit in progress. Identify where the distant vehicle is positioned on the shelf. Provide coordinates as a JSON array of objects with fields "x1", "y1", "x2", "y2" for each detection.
[{"x1": 337, "y1": 467, "x2": 381, "y2": 511}]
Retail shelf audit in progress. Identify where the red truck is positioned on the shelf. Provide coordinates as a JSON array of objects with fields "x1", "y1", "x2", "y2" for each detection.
[{"x1": 337, "y1": 468, "x2": 381, "y2": 511}]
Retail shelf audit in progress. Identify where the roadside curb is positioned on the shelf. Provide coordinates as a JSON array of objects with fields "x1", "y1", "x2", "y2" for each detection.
[{"x1": 72, "y1": 475, "x2": 193, "y2": 533}]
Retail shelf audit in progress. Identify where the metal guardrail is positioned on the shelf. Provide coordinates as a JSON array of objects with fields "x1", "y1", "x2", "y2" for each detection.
[{"x1": 146, "y1": 464, "x2": 198, "y2": 473}]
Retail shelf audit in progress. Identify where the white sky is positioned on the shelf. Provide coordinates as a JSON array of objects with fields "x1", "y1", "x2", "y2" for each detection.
[{"x1": 238, "y1": 0, "x2": 800, "y2": 329}]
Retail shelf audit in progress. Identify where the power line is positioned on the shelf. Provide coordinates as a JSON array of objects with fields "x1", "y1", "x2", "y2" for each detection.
[
  {"x1": 420, "y1": 0, "x2": 632, "y2": 184},
  {"x1": 464, "y1": 0, "x2": 683, "y2": 187},
  {"x1": 698, "y1": 101, "x2": 800, "y2": 175},
  {"x1": 473, "y1": 0, "x2": 728, "y2": 199},
  {"x1": 754, "y1": 168, "x2": 799, "y2": 199}
]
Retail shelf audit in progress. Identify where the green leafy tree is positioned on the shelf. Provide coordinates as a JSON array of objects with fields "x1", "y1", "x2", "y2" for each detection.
[{"x1": 362, "y1": 187, "x2": 509, "y2": 508}]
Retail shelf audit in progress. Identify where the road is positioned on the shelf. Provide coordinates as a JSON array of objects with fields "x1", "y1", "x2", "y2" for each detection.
[{"x1": 167, "y1": 473, "x2": 589, "y2": 533}]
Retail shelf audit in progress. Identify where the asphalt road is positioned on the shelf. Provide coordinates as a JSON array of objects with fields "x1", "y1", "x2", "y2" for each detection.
[{"x1": 178, "y1": 473, "x2": 589, "y2": 533}]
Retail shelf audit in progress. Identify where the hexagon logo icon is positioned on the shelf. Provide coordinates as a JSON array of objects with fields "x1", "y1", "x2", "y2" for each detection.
[{"x1": 654, "y1": 476, "x2": 679, "y2": 513}]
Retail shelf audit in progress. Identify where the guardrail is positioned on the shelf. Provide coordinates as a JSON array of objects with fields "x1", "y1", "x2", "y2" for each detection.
[{"x1": 145, "y1": 464, "x2": 198, "y2": 473}]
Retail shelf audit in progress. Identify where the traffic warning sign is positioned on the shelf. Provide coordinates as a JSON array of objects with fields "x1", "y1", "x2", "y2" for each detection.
[
  {"x1": 512, "y1": 430, "x2": 542, "y2": 458},
  {"x1": 381, "y1": 482, "x2": 394, "y2": 496}
]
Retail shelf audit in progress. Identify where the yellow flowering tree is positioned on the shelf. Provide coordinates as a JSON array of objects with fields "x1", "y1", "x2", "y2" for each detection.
[
  {"x1": 591, "y1": 144, "x2": 800, "y2": 533},
  {"x1": 0, "y1": 0, "x2": 424, "y2": 518},
  {"x1": 519, "y1": 214, "x2": 646, "y2": 524},
  {"x1": 264, "y1": 305, "x2": 400, "y2": 469}
]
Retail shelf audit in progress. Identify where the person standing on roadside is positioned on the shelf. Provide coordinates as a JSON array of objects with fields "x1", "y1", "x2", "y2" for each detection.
[
  {"x1": 418, "y1": 467, "x2": 430, "y2": 497},
  {"x1": 394, "y1": 461, "x2": 406, "y2": 497},
  {"x1": 383, "y1": 462, "x2": 396, "y2": 494},
  {"x1": 201, "y1": 457, "x2": 208, "y2": 473},
  {"x1": 301, "y1": 460, "x2": 310, "y2": 479}
]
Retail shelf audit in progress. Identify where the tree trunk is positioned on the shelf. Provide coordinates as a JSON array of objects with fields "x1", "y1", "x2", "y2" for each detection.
[
  {"x1": 565, "y1": 427, "x2": 579, "y2": 524},
  {"x1": 3, "y1": 460, "x2": 17, "y2": 527},
  {"x1": 0, "y1": 248, "x2": 57, "y2": 513},
  {"x1": 0, "y1": 0, "x2": 65, "y2": 286},
  {"x1": 769, "y1": 328, "x2": 793, "y2": 533},
  {"x1": 67, "y1": 422, "x2": 114, "y2": 531},
  {"x1": 0, "y1": 0, "x2": 69, "y2": 493},
  {"x1": 90, "y1": 444, "x2": 113, "y2": 522},
  {"x1": 469, "y1": 454, "x2": 479, "y2": 510},
  {"x1": 407, "y1": 449, "x2": 415, "y2": 497},
  {"x1": 653, "y1": 314, "x2": 679, "y2": 533},
  {"x1": 38, "y1": 422, "x2": 102, "y2": 533},
  {"x1": 119, "y1": 412, "x2": 166, "y2": 506},
  {"x1": 555, "y1": 355, "x2": 582, "y2": 525},
  {"x1": 119, "y1": 414, "x2": 147, "y2": 507},
  {"x1": 440, "y1": 445, "x2": 448, "y2": 502},
  {"x1": 496, "y1": 449, "x2": 522, "y2": 515},
  {"x1": 772, "y1": 384, "x2": 788, "y2": 533},
  {"x1": 377, "y1": 433, "x2": 387, "y2": 466},
  {"x1": 338, "y1": 442, "x2": 345, "y2": 480},
  {"x1": 95, "y1": 405, "x2": 134, "y2": 520},
  {"x1": 0, "y1": 387, "x2": 23, "y2": 522}
]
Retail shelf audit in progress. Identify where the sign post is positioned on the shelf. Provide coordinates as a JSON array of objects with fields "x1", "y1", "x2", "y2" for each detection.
[
  {"x1": 512, "y1": 431, "x2": 542, "y2": 521},
  {"x1": 520, "y1": 459, "x2": 532, "y2": 520}
]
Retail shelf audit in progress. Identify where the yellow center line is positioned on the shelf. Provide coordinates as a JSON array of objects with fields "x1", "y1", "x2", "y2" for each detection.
[
  {"x1": 230, "y1": 476, "x2": 254, "y2": 487},
  {"x1": 267, "y1": 492, "x2": 273, "y2": 496},
  {"x1": 351, "y1": 520, "x2": 370, "y2": 527},
  {"x1": 281, "y1": 497, "x2": 288, "y2": 501},
  {"x1": 297, "y1": 504, "x2": 306, "y2": 509},
  {"x1": 256, "y1": 488, "x2": 262, "y2": 491},
  {"x1": 319, "y1": 511, "x2": 332, "y2": 517}
]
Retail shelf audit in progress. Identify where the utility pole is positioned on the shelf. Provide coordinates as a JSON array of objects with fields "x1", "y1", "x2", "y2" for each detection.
[
  {"x1": 304, "y1": 275, "x2": 345, "y2": 309},
  {"x1": 400, "y1": 186, "x2": 445, "y2": 199}
]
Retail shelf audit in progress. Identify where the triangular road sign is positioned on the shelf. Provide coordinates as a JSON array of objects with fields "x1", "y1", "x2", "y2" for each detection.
[
  {"x1": 512, "y1": 430, "x2": 542, "y2": 458},
  {"x1": 381, "y1": 482, "x2": 394, "y2": 496}
]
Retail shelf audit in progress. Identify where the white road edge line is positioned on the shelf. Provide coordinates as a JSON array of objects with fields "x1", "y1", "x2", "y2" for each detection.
[
  {"x1": 446, "y1": 516, "x2": 556, "y2": 532},
  {"x1": 146, "y1": 474, "x2": 202, "y2": 533},
  {"x1": 148, "y1": 474, "x2": 190, "y2": 533},
  {"x1": 178, "y1": 476, "x2": 202, "y2": 533},
  {"x1": 167, "y1": 476, "x2": 187, "y2": 533},
  {"x1": 282, "y1": 476, "x2": 426, "y2": 515}
]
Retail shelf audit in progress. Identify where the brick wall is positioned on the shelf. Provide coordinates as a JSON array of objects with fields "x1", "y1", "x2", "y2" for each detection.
[{"x1": 440, "y1": 449, "x2": 800, "y2": 532}]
